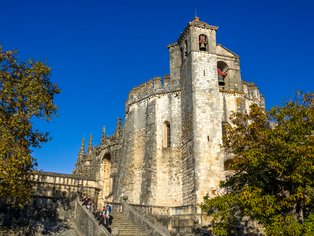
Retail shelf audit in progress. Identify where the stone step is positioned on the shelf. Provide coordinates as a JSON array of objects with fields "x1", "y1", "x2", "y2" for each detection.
[
  {"x1": 118, "y1": 234, "x2": 149, "y2": 236},
  {"x1": 109, "y1": 212, "x2": 149, "y2": 236},
  {"x1": 112, "y1": 225, "x2": 144, "y2": 228}
]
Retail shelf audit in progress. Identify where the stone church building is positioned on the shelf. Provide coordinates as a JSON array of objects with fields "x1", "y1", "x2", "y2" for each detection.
[{"x1": 73, "y1": 17, "x2": 264, "y2": 212}]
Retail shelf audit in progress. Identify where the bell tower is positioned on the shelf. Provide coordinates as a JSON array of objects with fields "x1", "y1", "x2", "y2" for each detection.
[{"x1": 179, "y1": 17, "x2": 224, "y2": 206}]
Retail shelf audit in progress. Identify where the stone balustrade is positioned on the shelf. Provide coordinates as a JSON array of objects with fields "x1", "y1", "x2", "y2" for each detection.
[
  {"x1": 31, "y1": 171, "x2": 100, "y2": 205},
  {"x1": 106, "y1": 201, "x2": 123, "y2": 212}
]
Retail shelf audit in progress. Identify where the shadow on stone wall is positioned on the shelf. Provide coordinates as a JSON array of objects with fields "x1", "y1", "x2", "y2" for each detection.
[{"x1": 0, "y1": 195, "x2": 77, "y2": 235}]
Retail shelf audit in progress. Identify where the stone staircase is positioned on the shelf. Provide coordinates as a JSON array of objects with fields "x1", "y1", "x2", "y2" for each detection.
[{"x1": 110, "y1": 211, "x2": 149, "y2": 236}]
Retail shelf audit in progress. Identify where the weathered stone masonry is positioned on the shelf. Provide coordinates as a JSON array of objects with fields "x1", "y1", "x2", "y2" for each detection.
[{"x1": 73, "y1": 16, "x2": 265, "y2": 221}]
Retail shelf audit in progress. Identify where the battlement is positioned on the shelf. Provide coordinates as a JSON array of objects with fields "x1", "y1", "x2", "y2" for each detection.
[
  {"x1": 242, "y1": 80, "x2": 265, "y2": 107},
  {"x1": 126, "y1": 75, "x2": 181, "y2": 111}
]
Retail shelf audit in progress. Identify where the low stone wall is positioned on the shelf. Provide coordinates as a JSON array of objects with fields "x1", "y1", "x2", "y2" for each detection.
[
  {"x1": 74, "y1": 199, "x2": 111, "y2": 236},
  {"x1": 0, "y1": 196, "x2": 77, "y2": 235},
  {"x1": 32, "y1": 171, "x2": 99, "y2": 200},
  {"x1": 128, "y1": 204, "x2": 170, "y2": 216}
]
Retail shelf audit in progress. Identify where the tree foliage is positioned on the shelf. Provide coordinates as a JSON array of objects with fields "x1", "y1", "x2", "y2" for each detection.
[
  {"x1": 201, "y1": 92, "x2": 314, "y2": 235},
  {"x1": 0, "y1": 46, "x2": 60, "y2": 206}
]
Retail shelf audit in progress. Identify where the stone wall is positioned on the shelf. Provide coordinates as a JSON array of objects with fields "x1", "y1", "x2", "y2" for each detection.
[
  {"x1": 168, "y1": 44, "x2": 182, "y2": 81},
  {"x1": 180, "y1": 53, "x2": 195, "y2": 206},
  {"x1": 119, "y1": 78, "x2": 183, "y2": 206},
  {"x1": 191, "y1": 50, "x2": 223, "y2": 206}
]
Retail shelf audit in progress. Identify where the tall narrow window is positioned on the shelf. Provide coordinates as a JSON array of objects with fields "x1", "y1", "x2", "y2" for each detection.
[
  {"x1": 184, "y1": 39, "x2": 188, "y2": 56},
  {"x1": 163, "y1": 121, "x2": 171, "y2": 148},
  {"x1": 180, "y1": 47, "x2": 184, "y2": 63}
]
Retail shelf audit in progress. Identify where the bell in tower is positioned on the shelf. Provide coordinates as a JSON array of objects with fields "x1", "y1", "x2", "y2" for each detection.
[
  {"x1": 217, "y1": 61, "x2": 228, "y2": 86},
  {"x1": 199, "y1": 34, "x2": 208, "y2": 51},
  {"x1": 218, "y1": 68, "x2": 226, "y2": 85}
]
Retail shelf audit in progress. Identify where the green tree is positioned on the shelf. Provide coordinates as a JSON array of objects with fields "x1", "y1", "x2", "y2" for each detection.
[
  {"x1": 0, "y1": 46, "x2": 60, "y2": 206},
  {"x1": 201, "y1": 92, "x2": 314, "y2": 235}
]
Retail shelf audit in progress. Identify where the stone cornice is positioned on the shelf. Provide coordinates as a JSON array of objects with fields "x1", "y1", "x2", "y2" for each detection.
[
  {"x1": 220, "y1": 90, "x2": 263, "y2": 105},
  {"x1": 220, "y1": 90, "x2": 245, "y2": 95}
]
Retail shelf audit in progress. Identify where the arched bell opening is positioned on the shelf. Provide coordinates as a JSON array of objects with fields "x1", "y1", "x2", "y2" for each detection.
[
  {"x1": 199, "y1": 34, "x2": 208, "y2": 51},
  {"x1": 217, "y1": 61, "x2": 229, "y2": 86}
]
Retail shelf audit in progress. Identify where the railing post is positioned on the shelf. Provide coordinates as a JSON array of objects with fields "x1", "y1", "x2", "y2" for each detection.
[{"x1": 121, "y1": 194, "x2": 128, "y2": 213}]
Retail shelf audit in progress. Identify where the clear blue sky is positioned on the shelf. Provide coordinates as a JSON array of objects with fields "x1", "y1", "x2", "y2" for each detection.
[{"x1": 1, "y1": 0, "x2": 313, "y2": 173}]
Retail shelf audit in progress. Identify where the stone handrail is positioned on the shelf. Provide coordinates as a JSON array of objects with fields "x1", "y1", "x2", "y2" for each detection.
[
  {"x1": 125, "y1": 203, "x2": 196, "y2": 216},
  {"x1": 168, "y1": 205, "x2": 196, "y2": 216},
  {"x1": 122, "y1": 200, "x2": 171, "y2": 236},
  {"x1": 74, "y1": 198, "x2": 111, "y2": 236},
  {"x1": 129, "y1": 204, "x2": 170, "y2": 216}
]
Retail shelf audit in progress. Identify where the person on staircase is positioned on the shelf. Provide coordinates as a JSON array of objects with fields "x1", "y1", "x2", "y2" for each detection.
[{"x1": 105, "y1": 203, "x2": 113, "y2": 225}]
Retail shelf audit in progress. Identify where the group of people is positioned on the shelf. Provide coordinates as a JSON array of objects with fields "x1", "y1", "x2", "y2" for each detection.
[
  {"x1": 81, "y1": 196, "x2": 113, "y2": 231},
  {"x1": 95, "y1": 204, "x2": 113, "y2": 228}
]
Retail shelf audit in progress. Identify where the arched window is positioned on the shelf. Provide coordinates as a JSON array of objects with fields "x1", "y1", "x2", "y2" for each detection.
[
  {"x1": 163, "y1": 121, "x2": 171, "y2": 148},
  {"x1": 199, "y1": 34, "x2": 208, "y2": 51}
]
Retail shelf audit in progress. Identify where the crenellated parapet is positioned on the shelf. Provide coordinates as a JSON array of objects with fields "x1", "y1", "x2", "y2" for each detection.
[
  {"x1": 126, "y1": 75, "x2": 181, "y2": 113},
  {"x1": 242, "y1": 81, "x2": 265, "y2": 107}
]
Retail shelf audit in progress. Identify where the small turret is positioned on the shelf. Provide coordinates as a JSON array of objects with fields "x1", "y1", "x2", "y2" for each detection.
[
  {"x1": 88, "y1": 134, "x2": 92, "y2": 151},
  {"x1": 101, "y1": 126, "x2": 106, "y2": 145},
  {"x1": 115, "y1": 117, "x2": 122, "y2": 138},
  {"x1": 117, "y1": 117, "x2": 122, "y2": 129},
  {"x1": 79, "y1": 137, "x2": 85, "y2": 156},
  {"x1": 73, "y1": 137, "x2": 85, "y2": 175},
  {"x1": 87, "y1": 134, "x2": 93, "y2": 160}
]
